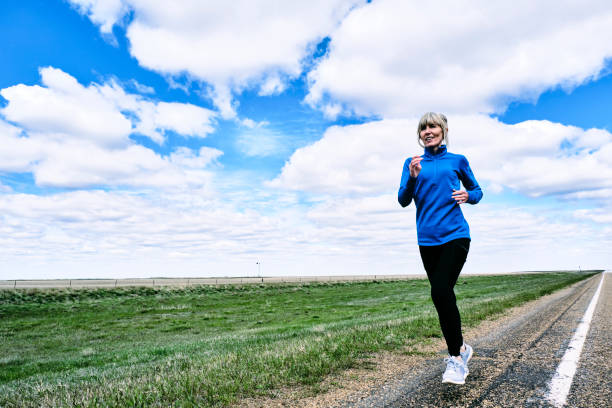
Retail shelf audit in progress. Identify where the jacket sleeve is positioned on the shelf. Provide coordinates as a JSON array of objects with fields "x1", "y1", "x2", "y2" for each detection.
[
  {"x1": 459, "y1": 156, "x2": 483, "y2": 204},
  {"x1": 398, "y1": 158, "x2": 417, "y2": 207}
]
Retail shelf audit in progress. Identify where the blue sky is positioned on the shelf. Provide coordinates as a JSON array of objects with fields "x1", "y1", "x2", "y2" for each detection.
[{"x1": 1, "y1": 0, "x2": 611, "y2": 279}]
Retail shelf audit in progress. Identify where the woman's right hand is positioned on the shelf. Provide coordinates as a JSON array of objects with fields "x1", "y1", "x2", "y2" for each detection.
[{"x1": 409, "y1": 155, "x2": 422, "y2": 178}]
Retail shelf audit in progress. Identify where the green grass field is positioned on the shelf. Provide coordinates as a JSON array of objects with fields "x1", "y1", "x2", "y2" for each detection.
[{"x1": 0, "y1": 271, "x2": 598, "y2": 407}]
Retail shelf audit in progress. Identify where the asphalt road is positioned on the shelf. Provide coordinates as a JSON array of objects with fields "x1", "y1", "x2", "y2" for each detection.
[{"x1": 340, "y1": 272, "x2": 610, "y2": 408}]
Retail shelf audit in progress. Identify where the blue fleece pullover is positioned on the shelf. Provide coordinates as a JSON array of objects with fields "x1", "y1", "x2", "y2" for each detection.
[{"x1": 398, "y1": 145, "x2": 482, "y2": 246}]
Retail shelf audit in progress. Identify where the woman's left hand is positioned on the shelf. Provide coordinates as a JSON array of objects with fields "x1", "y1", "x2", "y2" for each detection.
[{"x1": 452, "y1": 189, "x2": 469, "y2": 205}]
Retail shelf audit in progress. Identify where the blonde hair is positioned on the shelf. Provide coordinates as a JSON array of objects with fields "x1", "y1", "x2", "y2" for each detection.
[{"x1": 417, "y1": 112, "x2": 448, "y2": 148}]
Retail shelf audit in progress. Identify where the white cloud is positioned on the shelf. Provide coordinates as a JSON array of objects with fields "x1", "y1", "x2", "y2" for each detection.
[
  {"x1": 269, "y1": 119, "x2": 414, "y2": 194},
  {"x1": 0, "y1": 119, "x2": 41, "y2": 172},
  {"x1": 31, "y1": 141, "x2": 218, "y2": 189},
  {"x1": 93, "y1": 74, "x2": 216, "y2": 143},
  {"x1": 450, "y1": 116, "x2": 612, "y2": 197},
  {"x1": 0, "y1": 186, "x2": 609, "y2": 280},
  {"x1": 306, "y1": 0, "x2": 612, "y2": 118},
  {"x1": 0, "y1": 134, "x2": 221, "y2": 189},
  {"x1": 306, "y1": 194, "x2": 417, "y2": 254},
  {"x1": 1, "y1": 67, "x2": 216, "y2": 146},
  {"x1": 169, "y1": 146, "x2": 222, "y2": 169},
  {"x1": 564, "y1": 188, "x2": 612, "y2": 200},
  {"x1": 463, "y1": 203, "x2": 611, "y2": 272},
  {"x1": 68, "y1": 0, "x2": 366, "y2": 118},
  {"x1": 270, "y1": 115, "x2": 612, "y2": 199},
  {"x1": 0, "y1": 67, "x2": 220, "y2": 189},
  {"x1": 573, "y1": 208, "x2": 612, "y2": 224},
  {"x1": 128, "y1": 79, "x2": 155, "y2": 94},
  {"x1": 240, "y1": 118, "x2": 258, "y2": 129},
  {"x1": 258, "y1": 74, "x2": 287, "y2": 96},
  {"x1": 68, "y1": 0, "x2": 127, "y2": 34},
  {"x1": 204, "y1": 83, "x2": 238, "y2": 120},
  {"x1": 236, "y1": 125, "x2": 288, "y2": 157},
  {"x1": 322, "y1": 103, "x2": 343, "y2": 120},
  {"x1": 307, "y1": 195, "x2": 612, "y2": 273},
  {"x1": 154, "y1": 102, "x2": 216, "y2": 137},
  {"x1": 0, "y1": 189, "x2": 319, "y2": 278},
  {"x1": 1, "y1": 67, "x2": 132, "y2": 148}
]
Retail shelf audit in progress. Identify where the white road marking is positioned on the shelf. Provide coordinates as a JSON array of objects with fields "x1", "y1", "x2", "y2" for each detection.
[{"x1": 545, "y1": 273, "x2": 606, "y2": 407}]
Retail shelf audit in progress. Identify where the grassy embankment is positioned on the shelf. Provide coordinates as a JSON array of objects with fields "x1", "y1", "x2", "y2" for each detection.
[{"x1": 0, "y1": 271, "x2": 598, "y2": 407}]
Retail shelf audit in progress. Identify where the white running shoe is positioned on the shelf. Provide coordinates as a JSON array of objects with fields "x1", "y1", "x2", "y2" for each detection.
[
  {"x1": 442, "y1": 356, "x2": 468, "y2": 385},
  {"x1": 460, "y1": 343, "x2": 473, "y2": 367}
]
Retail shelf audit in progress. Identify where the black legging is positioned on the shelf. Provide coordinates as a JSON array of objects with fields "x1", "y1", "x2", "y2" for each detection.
[{"x1": 419, "y1": 238, "x2": 470, "y2": 356}]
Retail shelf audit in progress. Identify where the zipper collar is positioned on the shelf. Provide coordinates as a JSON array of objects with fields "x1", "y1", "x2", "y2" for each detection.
[{"x1": 423, "y1": 145, "x2": 447, "y2": 158}]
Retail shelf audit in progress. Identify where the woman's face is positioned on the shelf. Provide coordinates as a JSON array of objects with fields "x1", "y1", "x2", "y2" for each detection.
[{"x1": 419, "y1": 123, "x2": 444, "y2": 148}]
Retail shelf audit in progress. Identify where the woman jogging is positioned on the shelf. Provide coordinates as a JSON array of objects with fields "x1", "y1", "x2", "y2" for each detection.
[{"x1": 398, "y1": 112, "x2": 482, "y2": 385}]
